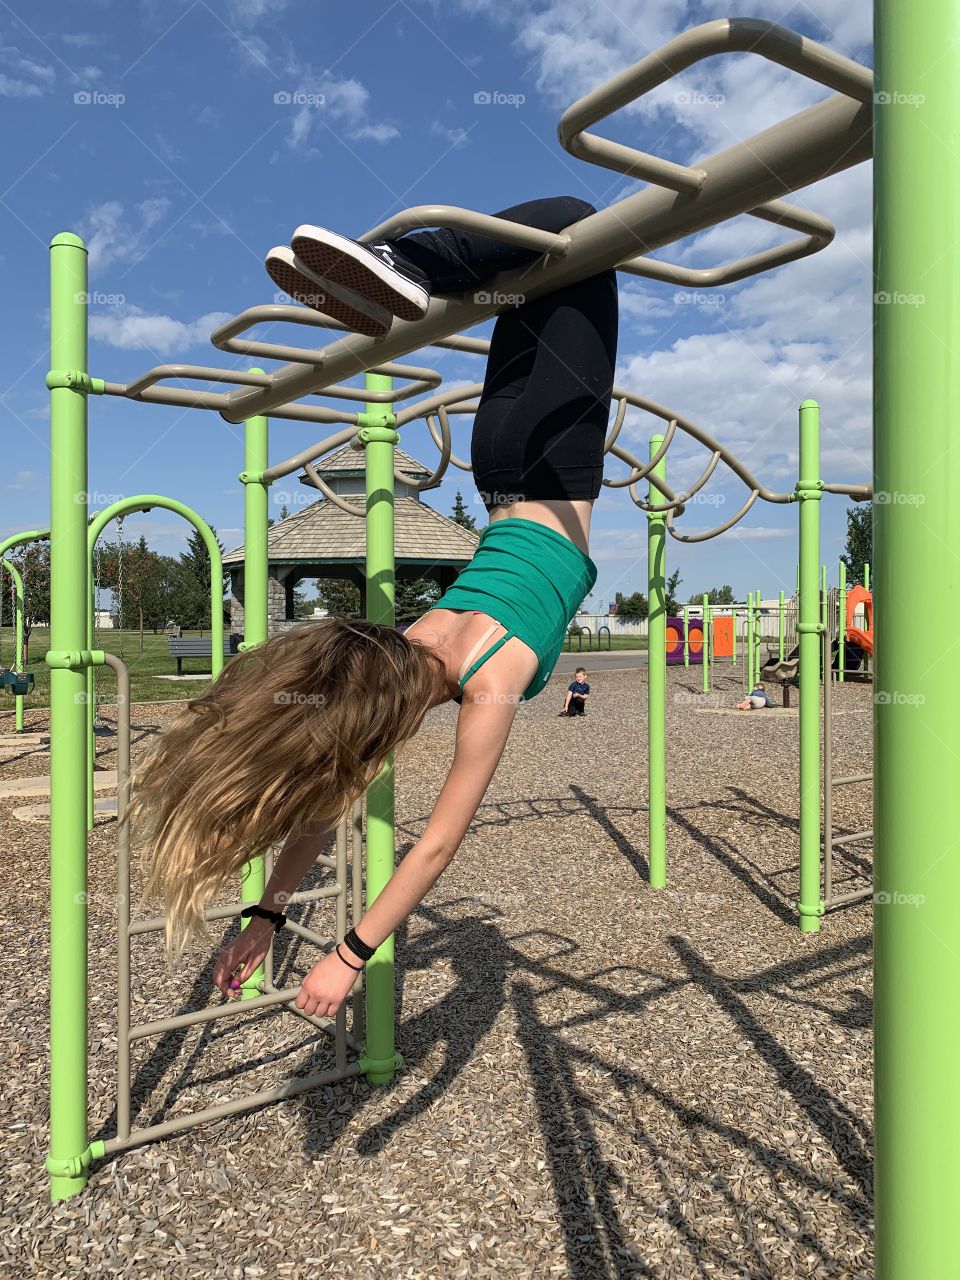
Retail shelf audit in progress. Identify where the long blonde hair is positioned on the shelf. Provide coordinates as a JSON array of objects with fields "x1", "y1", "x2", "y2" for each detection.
[{"x1": 128, "y1": 619, "x2": 443, "y2": 959}]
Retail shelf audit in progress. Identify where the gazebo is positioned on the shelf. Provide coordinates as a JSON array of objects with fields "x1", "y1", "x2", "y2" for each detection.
[{"x1": 223, "y1": 444, "x2": 480, "y2": 635}]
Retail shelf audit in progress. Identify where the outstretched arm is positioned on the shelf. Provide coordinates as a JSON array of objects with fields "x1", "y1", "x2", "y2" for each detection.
[{"x1": 294, "y1": 687, "x2": 521, "y2": 1018}]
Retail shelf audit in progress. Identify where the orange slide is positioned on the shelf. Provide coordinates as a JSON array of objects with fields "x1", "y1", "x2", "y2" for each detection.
[{"x1": 845, "y1": 586, "x2": 873, "y2": 655}]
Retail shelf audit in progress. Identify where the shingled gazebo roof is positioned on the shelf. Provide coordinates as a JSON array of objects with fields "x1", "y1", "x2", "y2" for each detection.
[
  {"x1": 223, "y1": 494, "x2": 479, "y2": 568},
  {"x1": 224, "y1": 433, "x2": 481, "y2": 568}
]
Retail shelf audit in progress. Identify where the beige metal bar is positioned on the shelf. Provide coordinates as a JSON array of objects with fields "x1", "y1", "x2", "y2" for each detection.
[
  {"x1": 105, "y1": 653, "x2": 132, "y2": 1142},
  {"x1": 359, "y1": 204, "x2": 571, "y2": 255},
  {"x1": 620, "y1": 201, "x2": 835, "y2": 287},
  {"x1": 335, "y1": 819, "x2": 349, "y2": 1074},
  {"x1": 129, "y1": 881, "x2": 342, "y2": 938},
  {"x1": 98, "y1": 1061, "x2": 362, "y2": 1158},
  {"x1": 835, "y1": 772, "x2": 873, "y2": 787},
  {"x1": 351, "y1": 800, "x2": 364, "y2": 1044},
  {"x1": 219, "y1": 87, "x2": 871, "y2": 422},
  {"x1": 825, "y1": 887, "x2": 874, "y2": 909},
  {"x1": 261, "y1": 427, "x2": 360, "y2": 484},
  {"x1": 831, "y1": 829, "x2": 874, "y2": 847},
  {"x1": 558, "y1": 18, "x2": 871, "y2": 188}
]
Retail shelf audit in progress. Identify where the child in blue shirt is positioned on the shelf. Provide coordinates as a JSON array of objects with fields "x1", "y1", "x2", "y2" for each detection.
[{"x1": 560, "y1": 668, "x2": 590, "y2": 716}]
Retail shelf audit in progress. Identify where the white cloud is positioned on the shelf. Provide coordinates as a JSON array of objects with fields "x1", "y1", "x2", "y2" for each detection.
[
  {"x1": 81, "y1": 199, "x2": 172, "y2": 272},
  {"x1": 89, "y1": 306, "x2": 233, "y2": 355},
  {"x1": 430, "y1": 120, "x2": 470, "y2": 148}
]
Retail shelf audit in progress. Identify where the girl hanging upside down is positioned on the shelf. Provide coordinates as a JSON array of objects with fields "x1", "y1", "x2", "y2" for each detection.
[{"x1": 130, "y1": 196, "x2": 617, "y2": 1019}]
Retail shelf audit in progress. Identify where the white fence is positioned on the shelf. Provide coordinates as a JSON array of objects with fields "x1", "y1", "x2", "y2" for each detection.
[{"x1": 572, "y1": 601, "x2": 797, "y2": 641}]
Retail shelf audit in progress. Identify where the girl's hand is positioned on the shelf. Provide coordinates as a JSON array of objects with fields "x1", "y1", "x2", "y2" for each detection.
[
  {"x1": 212, "y1": 922, "x2": 274, "y2": 998},
  {"x1": 296, "y1": 948, "x2": 361, "y2": 1019}
]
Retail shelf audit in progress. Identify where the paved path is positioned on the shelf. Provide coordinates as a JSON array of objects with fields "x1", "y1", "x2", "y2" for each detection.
[{"x1": 554, "y1": 650, "x2": 648, "y2": 677}]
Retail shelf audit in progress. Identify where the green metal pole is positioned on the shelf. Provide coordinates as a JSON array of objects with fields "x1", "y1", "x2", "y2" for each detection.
[
  {"x1": 701, "y1": 593, "x2": 710, "y2": 695},
  {"x1": 647, "y1": 436, "x2": 667, "y2": 888},
  {"x1": 746, "y1": 592, "x2": 754, "y2": 689},
  {"x1": 46, "y1": 233, "x2": 94, "y2": 1199},
  {"x1": 755, "y1": 588, "x2": 763, "y2": 687},
  {"x1": 0, "y1": 559, "x2": 25, "y2": 731},
  {"x1": 683, "y1": 604, "x2": 689, "y2": 668},
  {"x1": 239, "y1": 378, "x2": 269, "y2": 1000},
  {"x1": 796, "y1": 399, "x2": 822, "y2": 934},
  {"x1": 731, "y1": 606, "x2": 737, "y2": 662},
  {"x1": 875, "y1": 4, "x2": 960, "y2": 1269},
  {"x1": 360, "y1": 373, "x2": 402, "y2": 1083},
  {"x1": 778, "y1": 590, "x2": 785, "y2": 663},
  {"x1": 864, "y1": 561, "x2": 870, "y2": 592},
  {"x1": 838, "y1": 562, "x2": 846, "y2": 684}
]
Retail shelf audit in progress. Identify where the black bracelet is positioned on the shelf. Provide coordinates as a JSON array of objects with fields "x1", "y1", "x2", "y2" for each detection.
[
  {"x1": 241, "y1": 904, "x2": 287, "y2": 934},
  {"x1": 343, "y1": 926, "x2": 376, "y2": 963},
  {"x1": 335, "y1": 944, "x2": 364, "y2": 973}
]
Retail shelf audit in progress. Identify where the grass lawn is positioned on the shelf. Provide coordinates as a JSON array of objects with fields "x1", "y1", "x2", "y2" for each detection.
[
  {"x1": 0, "y1": 627, "x2": 219, "y2": 708},
  {"x1": 566, "y1": 633, "x2": 649, "y2": 653}
]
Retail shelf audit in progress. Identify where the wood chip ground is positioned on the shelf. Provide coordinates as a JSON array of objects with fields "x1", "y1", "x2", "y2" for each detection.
[{"x1": 0, "y1": 665, "x2": 873, "y2": 1278}]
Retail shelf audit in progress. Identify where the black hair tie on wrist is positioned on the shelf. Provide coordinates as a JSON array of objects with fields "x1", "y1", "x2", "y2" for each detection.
[
  {"x1": 335, "y1": 945, "x2": 363, "y2": 973},
  {"x1": 343, "y1": 927, "x2": 376, "y2": 963},
  {"x1": 241, "y1": 904, "x2": 287, "y2": 934}
]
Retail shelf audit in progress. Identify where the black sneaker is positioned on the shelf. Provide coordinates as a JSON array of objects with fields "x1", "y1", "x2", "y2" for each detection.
[
  {"x1": 290, "y1": 224, "x2": 431, "y2": 324},
  {"x1": 265, "y1": 245, "x2": 393, "y2": 338}
]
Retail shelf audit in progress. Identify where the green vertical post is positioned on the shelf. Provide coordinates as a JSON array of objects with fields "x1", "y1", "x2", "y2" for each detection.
[
  {"x1": 701, "y1": 593, "x2": 710, "y2": 694},
  {"x1": 796, "y1": 399, "x2": 822, "y2": 934},
  {"x1": 647, "y1": 436, "x2": 666, "y2": 888},
  {"x1": 838, "y1": 562, "x2": 847, "y2": 684},
  {"x1": 778, "y1": 589, "x2": 785, "y2": 663},
  {"x1": 746, "y1": 592, "x2": 754, "y2": 689},
  {"x1": 864, "y1": 561, "x2": 870, "y2": 592},
  {"x1": 238, "y1": 375, "x2": 270, "y2": 1000},
  {"x1": 683, "y1": 604, "x2": 689, "y2": 667},
  {"x1": 0, "y1": 560, "x2": 26, "y2": 731},
  {"x1": 875, "y1": 3, "x2": 960, "y2": 1270},
  {"x1": 731, "y1": 607, "x2": 737, "y2": 662},
  {"x1": 46, "y1": 233, "x2": 93, "y2": 1200},
  {"x1": 755, "y1": 589, "x2": 763, "y2": 687},
  {"x1": 360, "y1": 373, "x2": 402, "y2": 1083}
]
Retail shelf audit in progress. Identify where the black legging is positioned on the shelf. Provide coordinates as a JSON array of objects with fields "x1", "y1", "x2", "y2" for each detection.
[{"x1": 389, "y1": 196, "x2": 618, "y2": 510}]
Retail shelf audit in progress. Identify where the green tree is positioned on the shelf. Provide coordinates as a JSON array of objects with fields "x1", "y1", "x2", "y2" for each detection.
[
  {"x1": 2, "y1": 541, "x2": 50, "y2": 663},
  {"x1": 175, "y1": 526, "x2": 227, "y2": 631},
  {"x1": 451, "y1": 490, "x2": 477, "y2": 531},
  {"x1": 665, "y1": 569, "x2": 682, "y2": 615},
  {"x1": 315, "y1": 578, "x2": 362, "y2": 618},
  {"x1": 841, "y1": 503, "x2": 872, "y2": 586},
  {"x1": 689, "y1": 584, "x2": 735, "y2": 606},
  {"x1": 613, "y1": 590, "x2": 648, "y2": 622},
  {"x1": 395, "y1": 578, "x2": 441, "y2": 625}
]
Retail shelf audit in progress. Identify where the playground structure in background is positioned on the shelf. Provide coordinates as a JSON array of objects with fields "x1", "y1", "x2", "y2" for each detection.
[{"x1": 23, "y1": 12, "x2": 948, "y2": 1279}]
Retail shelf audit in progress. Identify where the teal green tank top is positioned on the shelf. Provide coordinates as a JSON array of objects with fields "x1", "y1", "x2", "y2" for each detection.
[{"x1": 431, "y1": 517, "x2": 598, "y2": 701}]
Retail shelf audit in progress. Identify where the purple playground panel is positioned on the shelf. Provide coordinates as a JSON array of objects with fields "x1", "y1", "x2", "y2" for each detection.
[{"x1": 665, "y1": 615, "x2": 704, "y2": 665}]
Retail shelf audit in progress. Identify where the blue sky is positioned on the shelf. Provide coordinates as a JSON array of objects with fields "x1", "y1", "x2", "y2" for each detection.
[{"x1": 1, "y1": 0, "x2": 873, "y2": 608}]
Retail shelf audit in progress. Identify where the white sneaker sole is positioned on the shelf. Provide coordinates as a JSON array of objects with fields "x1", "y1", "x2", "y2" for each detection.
[
  {"x1": 290, "y1": 224, "x2": 430, "y2": 324},
  {"x1": 265, "y1": 246, "x2": 391, "y2": 338}
]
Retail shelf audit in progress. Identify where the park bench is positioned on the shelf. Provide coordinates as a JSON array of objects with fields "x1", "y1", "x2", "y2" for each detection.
[{"x1": 168, "y1": 633, "x2": 242, "y2": 676}]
